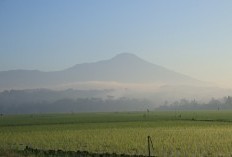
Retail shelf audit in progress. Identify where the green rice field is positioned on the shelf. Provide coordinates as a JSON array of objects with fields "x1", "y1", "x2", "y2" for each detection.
[{"x1": 1, "y1": 111, "x2": 232, "y2": 156}]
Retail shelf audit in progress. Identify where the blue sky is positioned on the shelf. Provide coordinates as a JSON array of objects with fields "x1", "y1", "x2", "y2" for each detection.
[{"x1": 1, "y1": 0, "x2": 232, "y2": 87}]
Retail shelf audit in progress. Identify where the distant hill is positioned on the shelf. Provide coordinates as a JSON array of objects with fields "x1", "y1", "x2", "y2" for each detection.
[
  {"x1": 0, "y1": 88, "x2": 151, "y2": 114},
  {"x1": 0, "y1": 53, "x2": 205, "y2": 90}
]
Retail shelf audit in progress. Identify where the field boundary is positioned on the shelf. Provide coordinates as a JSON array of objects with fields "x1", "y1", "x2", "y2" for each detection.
[{"x1": 23, "y1": 146, "x2": 156, "y2": 157}]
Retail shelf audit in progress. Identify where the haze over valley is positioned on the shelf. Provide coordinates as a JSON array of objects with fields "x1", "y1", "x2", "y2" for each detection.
[{"x1": 1, "y1": 53, "x2": 232, "y2": 114}]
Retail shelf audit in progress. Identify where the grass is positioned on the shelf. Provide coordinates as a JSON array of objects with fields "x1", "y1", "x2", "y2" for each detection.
[{"x1": 1, "y1": 111, "x2": 232, "y2": 156}]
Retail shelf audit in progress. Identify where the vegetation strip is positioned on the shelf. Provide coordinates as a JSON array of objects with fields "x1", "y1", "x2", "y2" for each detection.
[{"x1": 24, "y1": 146, "x2": 156, "y2": 157}]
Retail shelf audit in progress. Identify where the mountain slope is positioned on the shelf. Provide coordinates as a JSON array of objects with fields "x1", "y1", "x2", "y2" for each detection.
[
  {"x1": 0, "y1": 53, "x2": 204, "y2": 90},
  {"x1": 64, "y1": 53, "x2": 199, "y2": 83}
]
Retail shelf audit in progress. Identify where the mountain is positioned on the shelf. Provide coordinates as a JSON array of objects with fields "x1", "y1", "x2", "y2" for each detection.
[
  {"x1": 65, "y1": 53, "x2": 202, "y2": 84},
  {"x1": 0, "y1": 53, "x2": 205, "y2": 90},
  {"x1": 1, "y1": 54, "x2": 232, "y2": 114}
]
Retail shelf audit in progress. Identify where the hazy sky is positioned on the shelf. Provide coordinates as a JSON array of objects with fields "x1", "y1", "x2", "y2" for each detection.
[{"x1": 1, "y1": 0, "x2": 232, "y2": 87}]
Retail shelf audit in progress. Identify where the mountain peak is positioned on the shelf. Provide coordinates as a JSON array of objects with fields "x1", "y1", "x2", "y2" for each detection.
[
  {"x1": 114, "y1": 53, "x2": 137, "y2": 57},
  {"x1": 111, "y1": 53, "x2": 142, "y2": 62}
]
